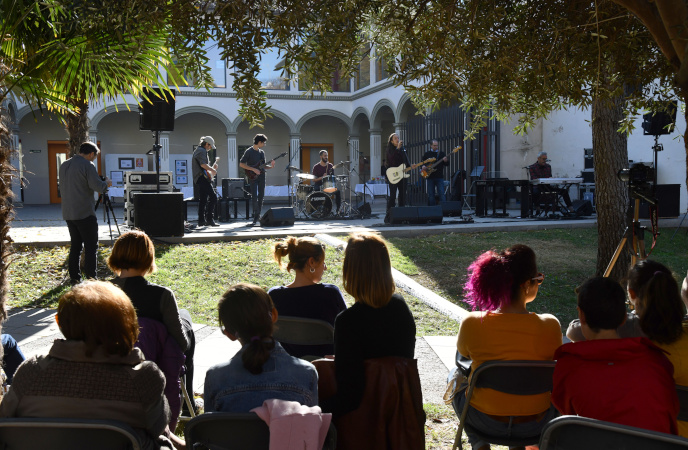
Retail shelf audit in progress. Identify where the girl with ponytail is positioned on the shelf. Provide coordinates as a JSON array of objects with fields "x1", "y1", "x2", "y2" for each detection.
[
  {"x1": 269, "y1": 236, "x2": 347, "y2": 358},
  {"x1": 203, "y1": 283, "x2": 318, "y2": 412},
  {"x1": 453, "y1": 244, "x2": 562, "y2": 449}
]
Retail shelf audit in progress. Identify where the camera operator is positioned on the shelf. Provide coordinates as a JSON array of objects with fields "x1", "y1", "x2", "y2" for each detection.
[{"x1": 59, "y1": 142, "x2": 111, "y2": 284}]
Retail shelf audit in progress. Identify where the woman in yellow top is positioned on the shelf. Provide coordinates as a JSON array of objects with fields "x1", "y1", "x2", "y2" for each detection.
[
  {"x1": 454, "y1": 244, "x2": 562, "y2": 450},
  {"x1": 627, "y1": 260, "x2": 688, "y2": 438}
]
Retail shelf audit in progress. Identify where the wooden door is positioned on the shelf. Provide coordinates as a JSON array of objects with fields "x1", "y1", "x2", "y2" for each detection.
[
  {"x1": 300, "y1": 143, "x2": 334, "y2": 185},
  {"x1": 48, "y1": 141, "x2": 102, "y2": 203}
]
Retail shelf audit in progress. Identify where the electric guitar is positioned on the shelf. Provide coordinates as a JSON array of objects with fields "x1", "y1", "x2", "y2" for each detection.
[
  {"x1": 386, "y1": 158, "x2": 436, "y2": 185},
  {"x1": 421, "y1": 146, "x2": 462, "y2": 178},
  {"x1": 203, "y1": 157, "x2": 220, "y2": 181},
  {"x1": 244, "y1": 152, "x2": 287, "y2": 183}
]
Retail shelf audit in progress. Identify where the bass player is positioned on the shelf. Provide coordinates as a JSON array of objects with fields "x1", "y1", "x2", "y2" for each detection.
[
  {"x1": 192, "y1": 136, "x2": 219, "y2": 227},
  {"x1": 420, "y1": 140, "x2": 448, "y2": 206},
  {"x1": 240, "y1": 134, "x2": 275, "y2": 226}
]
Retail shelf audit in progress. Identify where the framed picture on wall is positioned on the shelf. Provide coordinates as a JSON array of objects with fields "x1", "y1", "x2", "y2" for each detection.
[
  {"x1": 175, "y1": 160, "x2": 187, "y2": 175},
  {"x1": 119, "y1": 158, "x2": 134, "y2": 170},
  {"x1": 110, "y1": 171, "x2": 124, "y2": 186},
  {"x1": 176, "y1": 175, "x2": 188, "y2": 184}
]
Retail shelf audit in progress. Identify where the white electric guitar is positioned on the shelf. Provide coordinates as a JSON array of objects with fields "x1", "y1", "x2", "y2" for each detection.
[{"x1": 386, "y1": 157, "x2": 436, "y2": 184}]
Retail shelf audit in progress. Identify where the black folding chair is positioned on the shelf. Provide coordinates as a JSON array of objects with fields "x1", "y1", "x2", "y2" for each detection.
[{"x1": 274, "y1": 316, "x2": 334, "y2": 361}]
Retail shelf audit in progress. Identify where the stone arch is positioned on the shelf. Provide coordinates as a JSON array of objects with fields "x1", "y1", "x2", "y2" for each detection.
[
  {"x1": 396, "y1": 93, "x2": 418, "y2": 122},
  {"x1": 370, "y1": 99, "x2": 397, "y2": 128},
  {"x1": 232, "y1": 109, "x2": 297, "y2": 134},
  {"x1": 90, "y1": 103, "x2": 138, "y2": 130},
  {"x1": 176, "y1": 106, "x2": 232, "y2": 132},
  {"x1": 296, "y1": 109, "x2": 352, "y2": 132}
]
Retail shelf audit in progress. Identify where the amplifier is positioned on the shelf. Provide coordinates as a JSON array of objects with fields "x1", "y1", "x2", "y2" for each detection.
[
  {"x1": 125, "y1": 171, "x2": 173, "y2": 186},
  {"x1": 222, "y1": 178, "x2": 249, "y2": 200},
  {"x1": 134, "y1": 192, "x2": 184, "y2": 237},
  {"x1": 126, "y1": 185, "x2": 173, "y2": 203}
]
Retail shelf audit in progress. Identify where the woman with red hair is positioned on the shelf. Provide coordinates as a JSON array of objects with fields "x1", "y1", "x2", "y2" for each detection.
[{"x1": 453, "y1": 244, "x2": 561, "y2": 450}]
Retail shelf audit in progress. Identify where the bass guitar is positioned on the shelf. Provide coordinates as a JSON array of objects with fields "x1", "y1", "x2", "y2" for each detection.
[
  {"x1": 203, "y1": 157, "x2": 220, "y2": 181},
  {"x1": 421, "y1": 146, "x2": 462, "y2": 178},
  {"x1": 386, "y1": 158, "x2": 436, "y2": 185},
  {"x1": 244, "y1": 152, "x2": 287, "y2": 183}
]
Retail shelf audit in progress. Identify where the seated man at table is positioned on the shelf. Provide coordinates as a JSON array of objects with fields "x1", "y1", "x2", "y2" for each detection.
[{"x1": 528, "y1": 151, "x2": 573, "y2": 213}]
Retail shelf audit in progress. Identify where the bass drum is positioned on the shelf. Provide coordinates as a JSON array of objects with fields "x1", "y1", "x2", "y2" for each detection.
[
  {"x1": 322, "y1": 175, "x2": 338, "y2": 193},
  {"x1": 305, "y1": 191, "x2": 333, "y2": 219}
]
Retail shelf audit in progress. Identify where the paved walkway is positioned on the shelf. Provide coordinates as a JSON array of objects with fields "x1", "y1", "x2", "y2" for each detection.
[{"x1": 6, "y1": 201, "x2": 680, "y2": 404}]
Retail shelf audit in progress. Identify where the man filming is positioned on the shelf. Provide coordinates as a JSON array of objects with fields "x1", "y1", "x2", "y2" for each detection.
[{"x1": 59, "y1": 142, "x2": 111, "y2": 284}]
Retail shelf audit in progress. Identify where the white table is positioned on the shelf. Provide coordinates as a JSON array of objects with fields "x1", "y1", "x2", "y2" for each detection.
[
  {"x1": 265, "y1": 185, "x2": 289, "y2": 197},
  {"x1": 355, "y1": 183, "x2": 388, "y2": 202}
]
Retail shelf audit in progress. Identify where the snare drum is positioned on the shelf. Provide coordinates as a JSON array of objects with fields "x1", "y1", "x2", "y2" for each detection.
[
  {"x1": 322, "y1": 175, "x2": 338, "y2": 193},
  {"x1": 296, "y1": 184, "x2": 313, "y2": 201},
  {"x1": 305, "y1": 191, "x2": 333, "y2": 218}
]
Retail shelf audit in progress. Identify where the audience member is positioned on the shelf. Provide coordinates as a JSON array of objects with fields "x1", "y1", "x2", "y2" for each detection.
[
  {"x1": 453, "y1": 244, "x2": 561, "y2": 450},
  {"x1": 1, "y1": 334, "x2": 25, "y2": 384},
  {"x1": 323, "y1": 232, "x2": 416, "y2": 416},
  {"x1": 107, "y1": 230, "x2": 199, "y2": 415},
  {"x1": 552, "y1": 276, "x2": 679, "y2": 434},
  {"x1": 0, "y1": 281, "x2": 174, "y2": 450},
  {"x1": 269, "y1": 236, "x2": 347, "y2": 358},
  {"x1": 204, "y1": 283, "x2": 318, "y2": 412}
]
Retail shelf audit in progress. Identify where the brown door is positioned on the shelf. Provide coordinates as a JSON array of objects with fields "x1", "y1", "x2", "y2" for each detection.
[
  {"x1": 48, "y1": 141, "x2": 102, "y2": 203},
  {"x1": 300, "y1": 143, "x2": 334, "y2": 185}
]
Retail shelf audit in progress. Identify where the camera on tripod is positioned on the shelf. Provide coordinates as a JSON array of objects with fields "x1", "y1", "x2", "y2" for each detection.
[{"x1": 617, "y1": 163, "x2": 654, "y2": 204}]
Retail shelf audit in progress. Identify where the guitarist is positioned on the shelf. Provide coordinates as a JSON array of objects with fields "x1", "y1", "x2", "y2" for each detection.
[
  {"x1": 385, "y1": 132, "x2": 410, "y2": 223},
  {"x1": 192, "y1": 136, "x2": 219, "y2": 227},
  {"x1": 421, "y1": 140, "x2": 448, "y2": 206},
  {"x1": 240, "y1": 134, "x2": 275, "y2": 226}
]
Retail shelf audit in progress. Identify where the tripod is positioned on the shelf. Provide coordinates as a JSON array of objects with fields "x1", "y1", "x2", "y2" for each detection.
[
  {"x1": 604, "y1": 197, "x2": 646, "y2": 277},
  {"x1": 95, "y1": 189, "x2": 121, "y2": 241}
]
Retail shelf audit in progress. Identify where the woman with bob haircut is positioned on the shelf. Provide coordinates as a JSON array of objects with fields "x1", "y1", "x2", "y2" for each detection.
[
  {"x1": 204, "y1": 283, "x2": 318, "y2": 412},
  {"x1": 269, "y1": 236, "x2": 347, "y2": 358},
  {"x1": 453, "y1": 244, "x2": 561, "y2": 450},
  {"x1": 0, "y1": 281, "x2": 174, "y2": 450},
  {"x1": 325, "y1": 232, "x2": 416, "y2": 415},
  {"x1": 107, "y1": 229, "x2": 198, "y2": 413}
]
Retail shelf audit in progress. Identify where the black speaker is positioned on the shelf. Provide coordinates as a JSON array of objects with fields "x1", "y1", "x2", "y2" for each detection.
[
  {"x1": 571, "y1": 199, "x2": 594, "y2": 217},
  {"x1": 356, "y1": 201, "x2": 372, "y2": 216},
  {"x1": 139, "y1": 88, "x2": 175, "y2": 131},
  {"x1": 260, "y1": 207, "x2": 295, "y2": 227},
  {"x1": 642, "y1": 101, "x2": 677, "y2": 136},
  {"x1": 639, "y1": 184, "x2": 680, "y2": 218},
  {"x1": 221, "y1": 178, "x2": 248, "y2": 199},
  {"x1": 440, "y1": 201, "x2": 463, "y2": 217},
  {"x1": 417, "y1": 206, "x2": 443, "y2": 223},
  {"x1": 134, "y1": 192, "x2": 184, "y2": 236}
]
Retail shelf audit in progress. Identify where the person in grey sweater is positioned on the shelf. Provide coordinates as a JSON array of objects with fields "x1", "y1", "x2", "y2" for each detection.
[{"x1": 59, "y1": 142, "x2": 111, "y2": 283}]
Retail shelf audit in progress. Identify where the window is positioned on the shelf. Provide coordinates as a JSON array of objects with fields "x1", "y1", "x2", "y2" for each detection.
[
  {"x1": 375, "y1": 54, "x2": 388, "y2": 82},
  {"x1": 298, "y1": 68, "x2": 350, "y2": 92},
  {"x1": 257, "y1": 48, "x2": 290, "y2": 90},
  {"x1": 167, "y1": 40, "x2": 226, "y2": 88},
  {"x1": 355, "y1": 49, "x2": 371, "y2": 91}
]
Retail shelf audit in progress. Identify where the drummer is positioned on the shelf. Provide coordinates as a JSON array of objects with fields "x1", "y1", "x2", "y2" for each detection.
[{"x1": 312, "y1": 150, "x2": 341, "y2": 212}]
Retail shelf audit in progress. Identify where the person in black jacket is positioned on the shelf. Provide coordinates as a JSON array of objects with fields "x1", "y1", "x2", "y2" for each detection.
[
  {"x1": 385, "y1": 133, "x2": 410, "y2": 223},
  {"x1": 421, "y1": 140, "x2": 448, "y2": 206}
]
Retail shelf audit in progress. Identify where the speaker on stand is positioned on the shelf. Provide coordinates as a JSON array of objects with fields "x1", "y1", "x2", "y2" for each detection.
[{"x1": 139, "y1": 88, "x2": 176, "y2": 194}]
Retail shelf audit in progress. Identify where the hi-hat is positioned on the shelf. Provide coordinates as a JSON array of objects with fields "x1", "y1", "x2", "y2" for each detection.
[
  {"x1": 296, "y1": 173, "x2": 316, "y2": 180},
  {"x1": 288, "y1": 166, "x2": 301, "y2": 171},
  {"x1": 333, "y1": 161, "x2": 351, "y2": 169}
]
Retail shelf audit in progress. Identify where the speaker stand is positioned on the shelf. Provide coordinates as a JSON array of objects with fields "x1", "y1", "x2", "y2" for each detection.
[{"x1": 146, "y1": 130, "x2": 163, "y2": 193}]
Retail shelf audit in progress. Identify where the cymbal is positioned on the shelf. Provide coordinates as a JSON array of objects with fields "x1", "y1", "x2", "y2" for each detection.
[
  {"x1": 333, "y1": 161, "x2": 351, "y2": 169},
  {"x1": 296, "y1": 173, "x2": 316, "y2": 180},
  {"x1": 288, "y1": 166, "x2": 301, "y2": 171},
  {"x1": 335, "y1": 175, "x2": 348, "y2": 179}
]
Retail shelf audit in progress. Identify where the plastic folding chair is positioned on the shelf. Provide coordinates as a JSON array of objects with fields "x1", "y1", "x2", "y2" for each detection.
[
  {"x1": 184, "y1": 412, "x2": 337, "y2": 450},
  {"x1": 273, "y1": 316, "x2": 334, "y2": 361},
  {"x1": 0, "y1": 417, "x2": 143, "y2": 450},
  {"x1": 539, "y1": 415, "x2": 688, "y2": 449},
  {"x1": 452, "y1": 360, "x2": 556, "y2": 450}
]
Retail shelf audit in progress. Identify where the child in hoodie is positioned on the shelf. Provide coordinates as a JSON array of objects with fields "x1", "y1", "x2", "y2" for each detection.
[{"x1": 552, "y1": 276, "x2": 679, "y2": 435}]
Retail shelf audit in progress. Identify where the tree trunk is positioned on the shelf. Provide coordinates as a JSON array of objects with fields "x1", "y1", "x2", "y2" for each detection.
[
  {"x1": 66, "y1": 98, "x2": 90, "y2": 157},
  {"x1": 0, "y1": 101, "x2": 13, "y2": 325},
  {"x1": 593, "y1": 91, "x2": 630, "y2": 280}
]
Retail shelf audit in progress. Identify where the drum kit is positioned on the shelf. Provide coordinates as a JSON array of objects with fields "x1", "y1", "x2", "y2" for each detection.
[{"x1": 290, "y1": 161, "x2": 358, "y2": 219}]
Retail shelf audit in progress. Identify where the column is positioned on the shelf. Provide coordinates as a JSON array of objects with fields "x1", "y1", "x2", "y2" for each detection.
[
  {"x1": 348, "y1": 135, "x2": 360, "y2": 199},
  {"x1": 227, "y1": 132, "x2": 238, "y2": 178},
  {"x1": 393, "y1": 122, "x2": 407, "y2": 143},
  {"x1": 369, "y1": 128, "x2": 381, "y2": 179},
  {"x1": 159, "y1": 132, "x2": 170, "y2": 172},
  {"x1": 289, "y1": 135, "x2": 301, "y2": 171},
  {"x1": 9, "y1": 130, "x2": 21, "y2": 202}
]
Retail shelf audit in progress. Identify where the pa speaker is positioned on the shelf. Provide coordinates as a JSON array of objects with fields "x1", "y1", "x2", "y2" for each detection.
[
  {"x1": 440, "y1": 201, "x2": 463, "y2": 217},
  {"x1": 260, "y1": 207, "x2": 295, "y2": 227},
  {"x1": 356, "y1": 201, "x2": 371, "y2": 217},
  {"x1": 642, "y1": 101, "x2": 677, "y2": 136},
  {"x1": 389, "y1": 207, "x2": 418, "y2": 224},
  {"x1": 417, "y1": 206, "x2": 443, "y2": 223},
  {"x1": 139, "y1": 88, "x2": 175, "y2": 131},
  {"x1": 571, "y1": 199, "x2": 594, "y2": 217},
  {"x1": 134, "y1": 192, "x2": 184, "y2": 236}
]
